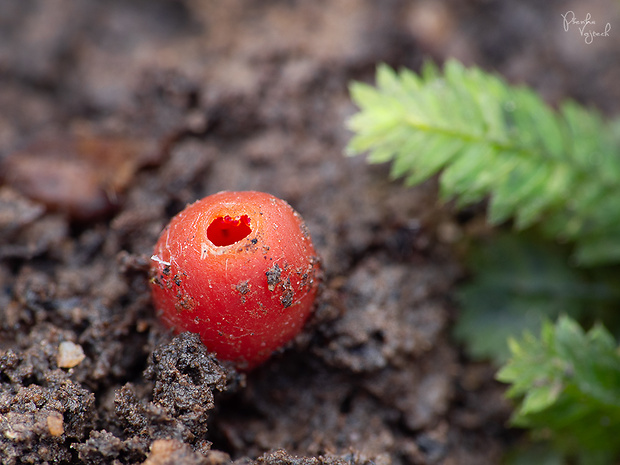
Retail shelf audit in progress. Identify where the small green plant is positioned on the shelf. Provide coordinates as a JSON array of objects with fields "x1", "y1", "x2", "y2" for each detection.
[
  {"x1": 498, "y1": 317, "x2": 620, "y2": 465},
  {"x1": 347, "y1": 60, "x2": 620, "y2": 265},
  {"x1": 346, "y1": 60, "x2": 620, "y2": 464}
]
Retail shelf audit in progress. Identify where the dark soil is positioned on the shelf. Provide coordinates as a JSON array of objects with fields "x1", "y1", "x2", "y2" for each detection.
[{"x1": 1, "y1": 1, "x2": 618, "y2": 464}]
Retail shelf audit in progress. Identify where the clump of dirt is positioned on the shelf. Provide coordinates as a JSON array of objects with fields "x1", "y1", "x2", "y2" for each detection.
[
  {"x1": 74, "y1": 333, "x2": 230, "y2": 464},
  {"x1": 0, "y1": 325, "x2": 95, "y2": 464},
  {"x1": 1, "y1": 1, "x2": 618, "y2": 464}
]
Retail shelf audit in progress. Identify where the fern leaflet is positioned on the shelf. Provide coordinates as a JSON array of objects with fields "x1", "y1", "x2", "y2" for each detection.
[
  {"x1": 346, "y1": 60, "x2": 620, "y2": 265},
  {"x1": 497, "y1": 316, "x2": 620, "y2": 464}
]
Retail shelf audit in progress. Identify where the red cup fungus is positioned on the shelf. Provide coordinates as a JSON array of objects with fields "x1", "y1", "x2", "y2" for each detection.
[{"x1": 149, "y1": 191, "x2": 320, "y2": 370}]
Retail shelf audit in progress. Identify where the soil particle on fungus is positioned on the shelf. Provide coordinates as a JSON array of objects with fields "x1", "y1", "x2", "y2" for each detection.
[
  {"x1": 265, "y1": 264, "x2": 282, "y2": 292},
  {"x1": 236, "y1": 280, "x2": 251, "y2": 304},
  {"x1": 280, "y1": 283, "x2": 294, "y2": 308},
  {"x1": 235, "y1": 281, "x2": 250, "y2": 296},
  {"x1": 174, "y1": 293, "x2": 197, "y2": 313}
]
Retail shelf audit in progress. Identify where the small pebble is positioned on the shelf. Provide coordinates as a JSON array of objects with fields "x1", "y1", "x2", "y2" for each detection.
[
  {"x1": 47, "y1": 412, "x2": 64, "y2": 437},
  {"x1": 57, "y1": 341, "x2": 86, "y2": 368}
]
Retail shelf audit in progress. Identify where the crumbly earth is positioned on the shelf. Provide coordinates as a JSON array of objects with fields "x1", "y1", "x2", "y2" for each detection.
[{"x1": 0, "y1": 1, "x2": 618, "y2": 464}]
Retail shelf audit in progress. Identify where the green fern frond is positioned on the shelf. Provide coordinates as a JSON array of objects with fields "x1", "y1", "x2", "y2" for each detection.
[
  {"x1": 497, "y1": 316, "x2": 620, "y2": 464},
  {"x1": 347, "y1": 60, "x2": 620, "y2": 265}
]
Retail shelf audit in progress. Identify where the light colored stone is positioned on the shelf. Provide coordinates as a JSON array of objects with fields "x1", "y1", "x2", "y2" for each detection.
[
  {"x1": 57, "y1": 341, "x2": 85, "y2": 368},
  {"x1": 47, "y1": 412, "x2": 64, "y2": 437}
]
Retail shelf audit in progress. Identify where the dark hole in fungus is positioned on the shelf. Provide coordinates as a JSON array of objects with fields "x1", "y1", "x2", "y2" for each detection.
[{"x1": 207, "y1": 215, "x2": 252, "y2": 246}]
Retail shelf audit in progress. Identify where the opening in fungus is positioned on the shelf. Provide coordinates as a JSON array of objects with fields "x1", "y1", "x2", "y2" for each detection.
[{"x1": 207, "y1": 215, "x2": 252, "y2": 246}]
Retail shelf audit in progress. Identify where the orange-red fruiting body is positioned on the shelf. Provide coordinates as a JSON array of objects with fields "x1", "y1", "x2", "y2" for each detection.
[{"x1": 150, "y1": 191, "x2": 320, "y2": 370}]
